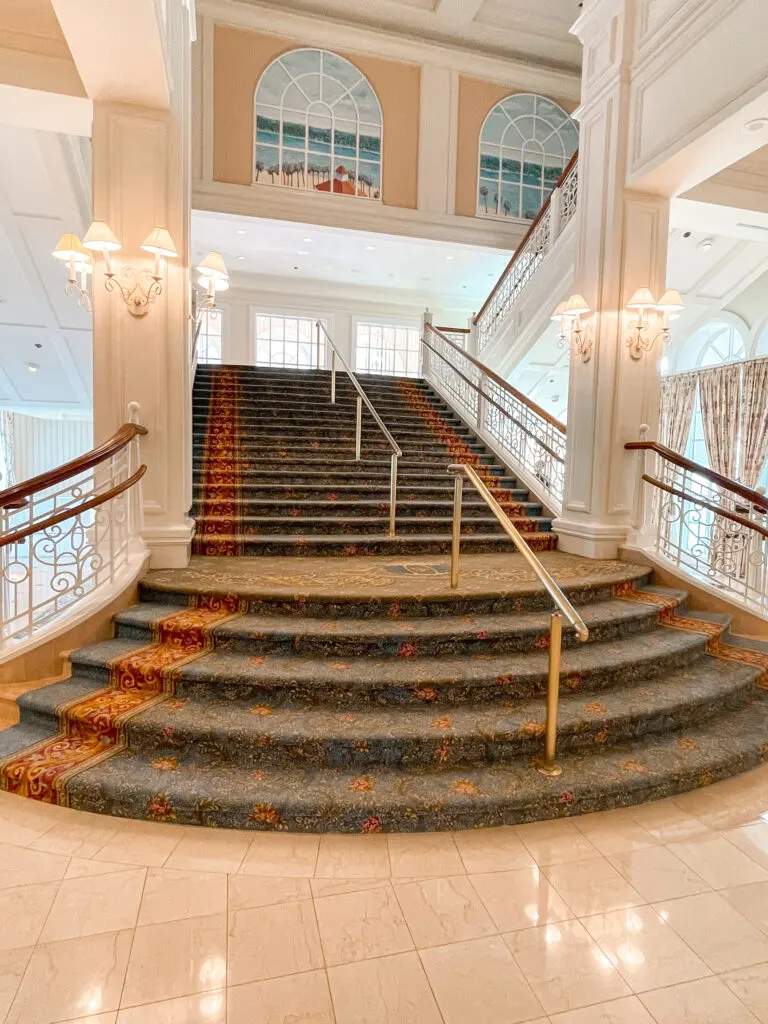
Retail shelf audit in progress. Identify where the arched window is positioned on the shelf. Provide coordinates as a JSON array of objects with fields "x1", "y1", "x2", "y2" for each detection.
[
  {"x1": 691, "y1": 321, "x2": 745, "y2": 368},
  {"x1": 254, "y1": 49, "x2": 383, "y2": 201},
  {"x1": 477, "y1": 94, "x2": 578, "y2": 220}
]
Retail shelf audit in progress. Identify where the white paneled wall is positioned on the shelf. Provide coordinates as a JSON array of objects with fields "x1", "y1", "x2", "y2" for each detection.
[{"x1": 11, "y1": 413, "x2": 93, "y2": 485}]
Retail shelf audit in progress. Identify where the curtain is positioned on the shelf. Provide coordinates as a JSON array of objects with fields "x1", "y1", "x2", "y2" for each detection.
[
  {"x1": 659, "y1": 374, "x2": 697, "y2": 453},
  {"x1": 0, "y1": 411, "x2": 14, "y2": 488},
  {"x1": 739, "y1": 358, "x2": 768, "y2": 488},
  {"x1": 698, "y1": 363, "x2": 741, "y2": 477}
]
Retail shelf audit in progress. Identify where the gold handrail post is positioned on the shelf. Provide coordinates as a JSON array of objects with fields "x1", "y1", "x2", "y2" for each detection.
[
  {"x1": 355, "y1": 397, "x2": 362, "y2": 461},
  {"x1": 331, "y1": 351, "x2": 336, "y2": 404},
  {"x1": 537, "y1": 611, "x2": 563, "y2": 777},
  {"x1": 315, "y1": 321, "x2": 321, "y2": 370},
  {"x1": 450, "y1": 471, "x2": 463, "y2": 589},
  {"x1": 389, "y1": 453, "x2": 398, "y2": 537}
]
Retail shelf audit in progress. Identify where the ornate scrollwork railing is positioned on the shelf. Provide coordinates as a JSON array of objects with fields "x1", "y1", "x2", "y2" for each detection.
[
  {"x1": 627, "y1": 437, "x2": 768, "y2": 616},
  {"x1": 474, "y1": 151, "x2": 579, "y2": 355},
  {"x1": 422, "y1": 324, "x2": 567, "y2": 512},
  {"x1": 0, "y1": 409, "x2": 148, "y2": 649}
]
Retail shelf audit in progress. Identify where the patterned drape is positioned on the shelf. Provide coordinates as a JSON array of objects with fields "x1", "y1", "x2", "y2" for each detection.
[
  {"x1": 659, "y1": 374, "x2": 697, "y2": 453},
  {"x1": 739, "y1": 359, "x2": 768, "y2": 488},
  {"x1": 0, "y1": 411, "x2": 15, "y2": 488},
  {"x1": 698, "y1": 363, "x2": 741, "y2": 478}
]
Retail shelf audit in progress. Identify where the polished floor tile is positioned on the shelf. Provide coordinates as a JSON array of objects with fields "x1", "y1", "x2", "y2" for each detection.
[
  {"x1": 505, "y1": 918, "x2": 631, "y2": 1014},
  {"x1": 723, "y1": 963, "x2": 768, "y2": 1024},
  {"x1": 725, "y1": 824, "x2": 768, "y2": 872},
  {"x1": 654, "y1": 891, "x2": 768, "y2": 972},
  {"x1": 94, "y1": 822, "x2": 184, "y2": 868},
  {"x1": 315, "y1": 883, "x2": 413, "y2": 965},
  {"x1": 470, "y1": 865, "x2": 572, "y2": 932},
  {"x1": 227, "y1": 970, "x2": 335, "y2": 1024},
  {"x1": 315, "y1": 834, "x2": 390, "y2": 878},
  {"x1": 0, "y1": 882, "x2": 59, "y2": 951},
  {"x1": 239, "y1": 833, "x2": 319, "y2": 877},
  {"x1": 0, "y1": 948, "x2": 33, "y2": 1022},
  {"x1": 0, "y1": 842, "x2": 69, "y2": 890},
  {"x1": 29, "y1": 815, "x2": 124, "y2": 859},
  {"x1": 516, "y1": 821, "x2": 600, "y2": 867},
  {"x1": 7, "y1": 929, "x2": 132, "y2": 1024},
  {"x1": 544, "y1": 858, "x2": 643, "y2": 917},
  {"x1": 121, "y1": 913, "x2": 227, "y2": 1007},
  {"x1": 394, "y1": 874, "x2": 496, "y2": 947},
  {"x1": 722, "y1": 882, "x2": 768, "y2": 937},
  {"x1": 420, "y1": 934, "x2": 543, "y2": 1024},
  {"x1": 581, "y1": 905, "x2": 710, "y2": 992},
  {"x1": 138, "y1": 867, "x2": 227, "y2": 926},
  {"x1": 668, "y1": 836, "x2": 768, "y2": 889},
  {"x1": 608, "y1": 845, "x2": 711, "y2": 902},
  {"x1": 41, "y1": 867, "x2": 146, "y2": 943},
  {"x1": 117, "y1": 990, "x2": 226, "y2": 1022},
  {"x1": 165, "y1": 829, "x2": 251, "y2": 874},
  {"x1": 328, "y1": 951, "x2": 443, "y2": 1024},
  {"x1": 227, "y1": 899, "x2": 323, "y2": 986},
  {"x1": 228, "y1": 873, "x2": 311, "y2": 911},
  {"x1": 549, "y1": 996, "x2": 656, "y2": 1023},
  {"x1": 453, "y1": 826, "x2": 536, "y2": 874},
  {"x1": 387, "y1": 833, "x2": 464, "y2": 877},
  {"x1": 639, "y1": 975, "x2": 760, "y2": 1023}
]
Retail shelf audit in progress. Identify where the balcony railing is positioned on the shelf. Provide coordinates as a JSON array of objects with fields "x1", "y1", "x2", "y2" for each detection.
[
  {"x1": 0, "y1": 408, "x2": 148, "y2": 650},
  {"x1": 474, "y1": 152, "x2": 579, "y2": 355},
  {"x1": 627, "y1": 435, "x2": 768, "y2": 616},
  {"x1": 422, "y1": 324, "x2": 567, "y2": 512}
]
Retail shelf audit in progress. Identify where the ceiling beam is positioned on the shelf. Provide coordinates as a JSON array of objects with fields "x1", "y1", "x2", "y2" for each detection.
[{"x1": 434, "y1": 0, "x2": 485, "y2": 26}]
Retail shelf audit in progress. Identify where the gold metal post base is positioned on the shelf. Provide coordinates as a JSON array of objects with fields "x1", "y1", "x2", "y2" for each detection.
[{"x1": 535, "y1": 760, "x2": 563, "y2": 778}]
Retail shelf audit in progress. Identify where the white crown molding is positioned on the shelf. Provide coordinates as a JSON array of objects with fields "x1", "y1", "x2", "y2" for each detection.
[
  {"x1": 198, "y1": 0, "x2": 582, "y2": 98},
  {"x1": 192, "y1": 178, "x2": 530, "y2": 250}
]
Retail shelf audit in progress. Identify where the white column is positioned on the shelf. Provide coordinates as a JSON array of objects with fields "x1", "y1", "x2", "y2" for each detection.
[
  {"x1": 89, "y1": 2, "x2": 194, "y2": 568},
  {"x1": 417, "y1": 65, "x2": 459, "y2": 215},
  {"x1": 552, "y1": 0, "x2": 670, "y2": 559}
]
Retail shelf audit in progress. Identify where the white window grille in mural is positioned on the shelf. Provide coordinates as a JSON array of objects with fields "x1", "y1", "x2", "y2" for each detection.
[
  {"x1": 355, "y1": 322, "x2": 421, "y2": 377},
  {"x1": 478, "y1": 94, "x2": 578, "y2": 221},
  {"x1": 254, "y1": 49, "x2": 383, "y2": 201},
  {"x1": 197, "y1": 309, "x2": 222, "y2": 365},
  {"x1": 254, "y1": 314, "x2": 327, "y2": 369}
]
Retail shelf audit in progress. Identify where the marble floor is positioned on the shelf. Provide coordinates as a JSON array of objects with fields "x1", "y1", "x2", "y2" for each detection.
[{"x1": 3, "y1": 776, "x2": 768, "y2": 1022}]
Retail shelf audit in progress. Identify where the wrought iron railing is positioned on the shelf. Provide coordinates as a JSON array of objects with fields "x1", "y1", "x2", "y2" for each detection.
[
  {"x1": 474, "y1": 152, "x2": 579, "y2": 354},
  {"x1": 422, "y1": 324, "x2": 567, "y2": 512},
  {"x1": 627, "y1": 435, "x2": 768, "y2": 616},
  {"x1": 0, "y1": 407, "x2": 147, "y2": 649}
]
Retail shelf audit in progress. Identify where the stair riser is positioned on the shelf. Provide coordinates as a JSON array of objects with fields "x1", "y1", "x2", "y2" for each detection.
[
  {"x1": 193, "y1": 443, "x2": 491, "y2": 459},
  {"x1": 190, "y1": 503, "x2": 542, "y2": 520},
  {"x1": 195, "y1": 519, "x2": 548, "y2": 537},
  {"x1": 192, "y1": 464, "x2": 512, "y2": 480},
  {"x1": 190, "y1": 536, "x2": 557, "y2": 556},
  {"x1": 191, "y1": 488, "x2": 530, "y2": 503},
  {"x1": 192, "y1": 420, "x2": 467, "y2": 437}
]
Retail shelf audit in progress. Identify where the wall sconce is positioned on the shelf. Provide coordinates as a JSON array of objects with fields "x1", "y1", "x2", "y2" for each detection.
[
  {"x1": 72, "y1": 220, "x2": 178, "y2": 318},
  {"x1": 195, "y1": 251, "x2": 229, "y2": 315},
  {"x1": 552, "y1": 293, "x2": 594, "y2": 363},
  {"x1": 626, "y1": 288, "x2": 685, "y2": 359},
  {"x1": 52, "y1": 234, "x2": 93, "y2": 311}
]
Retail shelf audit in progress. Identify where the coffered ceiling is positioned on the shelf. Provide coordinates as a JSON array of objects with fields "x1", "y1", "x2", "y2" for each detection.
[{"x1": 231, "y1": 0, "x2": 583, "y2": 72}]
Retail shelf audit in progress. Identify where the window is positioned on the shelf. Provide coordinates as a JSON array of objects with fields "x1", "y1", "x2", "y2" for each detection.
[
  {"x1": 478, "y1": 94, "x2": 578, "y2": 220},
  {"x1": 196, "y1": 309, "x2": 222, "y2": 365},
  {"x1": 697, "y1": 323, "x2": 745, "y2": 367},
  {"x1": 254, "y1": 49, "x2": 382, "y2": 201},
  {"x1": 254, "y1": 314, "x2": 327, "y2": 369},
  {"x1": 355, "y1": 322, "x2": 421, "y2": 377}
]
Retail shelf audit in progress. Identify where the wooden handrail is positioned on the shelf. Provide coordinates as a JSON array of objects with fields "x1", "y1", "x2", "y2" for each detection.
[
  {"x1": 475, "y1": 150, "x2": 579, "y2": 325},
  {"x1": 0, "y1": 465, "x2": 147, "y2": 549},
  {"x1": 642, "y1": 474, "x2": 768, "y2": 539},
  {"x1": 435, "y1": 326, "x2": 471, "y2": 334},
  {"x1": 625, "y1": 440, "x2": 768, "y2": 513},
  {"x1": 0, "y1": 422, "x2": 148, "y2": 510},
  {"x1": 425, "y1": 324, "x2": 567, "y2": 433}
]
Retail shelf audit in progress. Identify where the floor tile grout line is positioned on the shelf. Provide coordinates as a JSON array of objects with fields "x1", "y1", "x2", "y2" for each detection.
[
  {"x1": 116, "y1": 863, "x2": 150, "y2": 1012},
  {"x1": 389, "y1": 877, "x2": 449, "y2": 1023}
]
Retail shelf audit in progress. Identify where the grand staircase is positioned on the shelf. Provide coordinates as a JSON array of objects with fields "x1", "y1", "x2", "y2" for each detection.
[
  {"x1": 0, "y1": 364, "x2": 767, "y2": 831},
  {"x1": 190, "y1": 364, "x2": 557, "y2": 556}
]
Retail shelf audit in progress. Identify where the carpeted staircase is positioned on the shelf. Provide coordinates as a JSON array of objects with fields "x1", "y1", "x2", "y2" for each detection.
[
  {"x1": 1, "y1": 364, "x2": 767, "y2": 832},
  {"x1": 190, "y1": 364, "x2": 557, "y2": 556}
]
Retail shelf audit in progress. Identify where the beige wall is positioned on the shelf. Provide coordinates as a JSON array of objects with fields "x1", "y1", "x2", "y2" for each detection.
[
  {"x1": 0, "y1": 0, "x2": 85, "y2": 96},
  {"x1": 212, "y1": 25, "x2": 420, "y2": 209},
  {"x1": 455, "y1": 75, "x2": 577, "y2": 219}
]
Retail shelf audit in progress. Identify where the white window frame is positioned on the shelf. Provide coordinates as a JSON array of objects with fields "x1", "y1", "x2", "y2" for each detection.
[
  {"x1": 352, "y1": 315, "x2": 422, "y2": 378},
  {"x1": 249, "y1": 308, "x2": 332, "y2": 370},
  {"x1": 196, "y1": 307, "x2": 224, "y2": 365}
]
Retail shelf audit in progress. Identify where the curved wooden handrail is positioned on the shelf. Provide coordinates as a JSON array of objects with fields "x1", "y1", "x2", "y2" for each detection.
[
  {"x1": 625, "y1": 441, "x2": 768, "y2": 513},
  {"x1": 0, "y1": 422, "x2": 148, "y2": 510},
  {"x1": 425, "y1": 324, "x2": 567, "y2": 434},
  {"x1": 0, "y1": 465, "x2": 147, "y2": 549},
  {"x1": 475, "y1": 149, "x2": 579, "y2": 325},
  {"x1": 643, "y1": 474, "x2": 768, "y2": 539}
]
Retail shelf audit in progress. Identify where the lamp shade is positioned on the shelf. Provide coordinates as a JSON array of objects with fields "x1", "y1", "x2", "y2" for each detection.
[
  {"x1": 197, "y1": 251, "x2": 228, "y2": 280},
  {"x1": 551, "y1": 301, "x2": 570, "y2": 321},
  {"x1": 83, "y1": 220, "x2": 122, "y2": 252},
  {"x1": 53, "y1": 234, "x2": 88, "y2": 262},
  {"x1": 141, "y1": 227, "x2": 178, "y2": 258},
  {"x1": 657, "y1": 289, "x2": 685, "y2": 313},
  {"x1": 199, "y1": 275, "x2": 230, "y2": 292},
  {"x1": 566, "y1": 293, "x2": 590, "y2": 316},
  {"x1": 627, "y1": 288, "x2": 656, "y2": 309}
]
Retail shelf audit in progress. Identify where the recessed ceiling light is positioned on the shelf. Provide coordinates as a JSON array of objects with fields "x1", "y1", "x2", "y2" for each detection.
[
  {"x1": 743, "y1": 117, "x2": 768, "y2": 134},
  {"x1": 236, "y1": 255, "x2": 245, "y2": 260},
  {"x1": 26, "y1": 362, "x2": 39, "y2": 373},
  {"x1": 445, "y1": 255, "x2": 455, "y2": 261},
  {"x1": 698, "y1": 238, "x2": 714, "y2": 252},
  {"x1": 236, "y1": 229, "x2": 246, "y2": 235},
  {"x1": 298, "y1": 250, "x2": 308, "y2": 256},
  {"x1": 365, "y1": 245, "x2": 376, "y2": 251},
  {"x1": 303, "y1": 237, "x2": 312, "y2": 243}
]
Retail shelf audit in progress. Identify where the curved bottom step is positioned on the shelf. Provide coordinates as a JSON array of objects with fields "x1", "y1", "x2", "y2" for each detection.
[{"x1": 60, "y1": 695, "x2": 768, "y2": 832}]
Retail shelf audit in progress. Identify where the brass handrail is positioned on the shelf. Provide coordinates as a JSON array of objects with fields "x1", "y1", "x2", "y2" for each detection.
[
  {"x1": 448, "y1": 462, "x2": 588, "y2": 776},
  {"x1": 315, "y1": 321, "x2": 402, "y2": 537}
]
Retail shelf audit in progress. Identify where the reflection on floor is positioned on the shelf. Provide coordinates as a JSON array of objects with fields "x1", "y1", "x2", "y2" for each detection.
[{"x1": 3, "y1": 767, "x2": 768, "y2": 1021}]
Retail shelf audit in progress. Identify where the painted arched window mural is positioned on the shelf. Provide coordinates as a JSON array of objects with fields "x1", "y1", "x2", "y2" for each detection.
[
  {"x1": 254, "y1": 49, "x2": 383, "y2": 200},
  {"x1": 478, "y1": 94, "x2": 578, "y2": 220}
]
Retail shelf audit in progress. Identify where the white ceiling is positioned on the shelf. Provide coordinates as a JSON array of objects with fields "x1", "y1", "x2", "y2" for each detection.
[
  {"x1": 0, "y1": 125, "x2": 93, "y2": 417},
  {"x1": 233, "y1": 0, "x2": 582, "y2": 72},
  {"x1": 191, "y1": 209, "x2": 510, "y2": 311}
]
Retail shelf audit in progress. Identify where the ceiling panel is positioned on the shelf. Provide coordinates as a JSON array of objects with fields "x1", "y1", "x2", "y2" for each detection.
[{"x1": 0, "y1": 325, "x2": 78, "y2": 405}]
